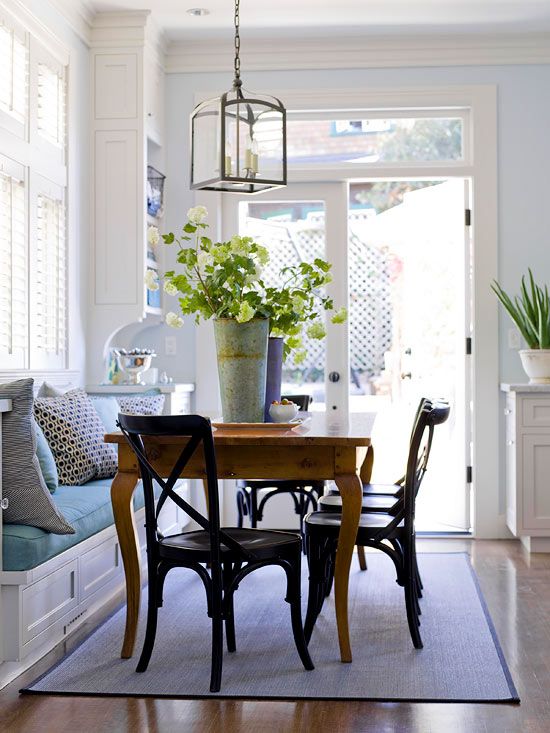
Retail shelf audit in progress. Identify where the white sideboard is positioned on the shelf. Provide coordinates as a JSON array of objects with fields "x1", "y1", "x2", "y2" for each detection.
[
  {"x1": 502, "y1": 384, "x2": 550, "y2": 552},
  {"x1": 86, "y1": 383, "x2": 194, "y2": 416}
]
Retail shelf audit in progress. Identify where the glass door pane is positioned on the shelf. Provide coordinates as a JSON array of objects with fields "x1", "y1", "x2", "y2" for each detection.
[
  {"x1": 237, "y1": 199, "x2": 327, "y2": 409},
  {"x1": 347, "y1": 179, "x2": 470, "y2": 531}
]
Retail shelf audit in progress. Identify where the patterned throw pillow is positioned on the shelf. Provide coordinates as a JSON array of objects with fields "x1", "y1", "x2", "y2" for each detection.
[
  {"x1": 0, "y1": 379, "x2": 74, "y2": 534},
  {"x1": 117, "y1": 394, "x2": 165, "y2": 416},
  {"x1": 34, "y1": 390, "x2": 118, "y2": 485}
]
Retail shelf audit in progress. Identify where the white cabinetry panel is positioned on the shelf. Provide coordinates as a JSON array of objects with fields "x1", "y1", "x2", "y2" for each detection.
[
  {"x1": 503, "y1": 386, "x2": 550, "y2": 550},
  {"x1": 522, "y1": 434, "x2": 550, "y2": 529},
  {"x1": 94, "y1": 130, "x2": 138, "y2": 305},
  {"x1": 521, "y1": 397, "x2": 550, "y2": 428},
  {"x1": 94, "y1": 54, "x2": 137, "y2": 120}
]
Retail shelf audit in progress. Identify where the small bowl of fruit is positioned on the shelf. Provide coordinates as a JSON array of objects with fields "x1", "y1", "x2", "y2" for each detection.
[{"x1": 269, "y1": 399, "x2": 299, "y2": 423}]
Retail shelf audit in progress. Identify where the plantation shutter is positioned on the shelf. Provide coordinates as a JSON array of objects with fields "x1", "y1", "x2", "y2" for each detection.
[
  {"x1": 0, "y1": 20, "x2": 27, "y2": 124},
  {"x1": 37, "y1": 61, "x2": 65, "y2": 147},
  {"x1": 0, "y1": 169, "x2": 27, "y2": 366},
  {"x1": 32, "y1": 190, "x2": 66, "y2": 364}
]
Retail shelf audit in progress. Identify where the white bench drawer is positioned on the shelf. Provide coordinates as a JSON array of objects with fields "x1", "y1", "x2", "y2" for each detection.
[
  {"x1": 21, "y1": 560, "x2": 78, "y2": 646},
  {"x1": 80, "y1": 535, "x2": 123, "y2": 601}
]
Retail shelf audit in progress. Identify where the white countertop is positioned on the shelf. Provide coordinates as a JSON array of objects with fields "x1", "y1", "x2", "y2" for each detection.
[
  {"x1": 86, "y1": 383, "x2": 195, "y2": 394},
  {"x1": 501, "y1": 383, "x2": 550, "y2": 392}
]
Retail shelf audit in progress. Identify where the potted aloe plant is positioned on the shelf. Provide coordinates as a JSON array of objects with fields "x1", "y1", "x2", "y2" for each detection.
[
  {"x1": 492, "y1": 269, "x2": 550, "y2": 383},
  {"x1": 145, "y1": 206, "x2": 345, "y2": 422}
]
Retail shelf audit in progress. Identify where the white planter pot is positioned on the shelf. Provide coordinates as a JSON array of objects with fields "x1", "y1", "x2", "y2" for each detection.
[{"x1": 519, "y1": 349, "x2": 550, "y2": 384}]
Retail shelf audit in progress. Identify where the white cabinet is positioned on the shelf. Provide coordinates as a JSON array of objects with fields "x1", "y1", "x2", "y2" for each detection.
[
  {"x1": 502, "y1": 384, "x2": 550, "y2": 552},
  {"x1": 88, "y1": 12, "x2": 166, "y2": 386}
]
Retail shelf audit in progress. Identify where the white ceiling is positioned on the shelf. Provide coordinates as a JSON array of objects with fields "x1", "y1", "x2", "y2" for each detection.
[{"x1": 89, "y1": 0, "x2": 550, "y2": 40}]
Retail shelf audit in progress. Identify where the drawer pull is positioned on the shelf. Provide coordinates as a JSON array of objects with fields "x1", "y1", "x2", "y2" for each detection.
[
  {"x1": 507, "y1": 440, "x2": 515, "y2": 446},
  {"x1": 504, "y1": 409, "x2": 511, "y2": 415}
]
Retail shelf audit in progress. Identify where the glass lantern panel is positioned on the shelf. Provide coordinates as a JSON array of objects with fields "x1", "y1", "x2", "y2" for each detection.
[
  {"x1": 191, "y1": 101, "x2": 221, "y2": 186},
  {"x1": 223, "y1": 100, "x2": 284, "y2": 183}
]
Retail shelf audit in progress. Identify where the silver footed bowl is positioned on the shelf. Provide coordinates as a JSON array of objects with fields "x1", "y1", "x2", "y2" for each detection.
[{"x1": 115, "y1": 351, "x2": 156, "y2": 385}]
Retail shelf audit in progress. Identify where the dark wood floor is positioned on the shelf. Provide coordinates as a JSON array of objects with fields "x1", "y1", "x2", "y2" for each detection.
[{"x1": 1, "y1": 539, "x2": 549, "y2": 733}]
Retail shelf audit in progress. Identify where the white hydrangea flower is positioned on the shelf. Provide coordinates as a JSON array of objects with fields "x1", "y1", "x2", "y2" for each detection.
[
  {"x1": 197, "y1": 250, "x2": 212, "y2": 272},
  {"x1": 147, "y1": 225, "x2": 159, "y2": 246},
  {"x1": 236, "y1": 302, "x2": 255, "y2": 323},
  {"x1": 165, "y1": 311, "x2": 184, "y2": 328},
  {"x1": 144, "y1": 269, "x2": 159, "y2": 291},
  {"x1": 307, "y1": 321, "x2": 326, "y2": 340},
  {"x1": 187, "y1": 205, "x2": 208, "y2": 224},
  {"x1": 164, "y1": 281, "x2": 178, "y2": 296}
]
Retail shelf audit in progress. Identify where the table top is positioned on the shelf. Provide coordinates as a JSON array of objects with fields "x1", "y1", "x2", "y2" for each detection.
[{"x1": 105, "y1": 412, "x2": 375, "y2": 448}]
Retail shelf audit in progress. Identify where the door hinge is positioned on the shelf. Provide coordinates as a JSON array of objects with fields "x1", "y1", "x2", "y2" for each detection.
[
  {"x1": 466, "y1": 337, "x2": 472, "y2": 355},
  {"x1": 466, "y1": 465, "x2": 473, "y2": 484},
  {"x1": 465, "y1": 208, "x2": 471, "y2": 226}
]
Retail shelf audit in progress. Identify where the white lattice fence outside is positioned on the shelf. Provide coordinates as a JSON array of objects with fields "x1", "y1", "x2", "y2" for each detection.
[{"x1": 245, "y1": 212, "x2": 393, "y2": 385}]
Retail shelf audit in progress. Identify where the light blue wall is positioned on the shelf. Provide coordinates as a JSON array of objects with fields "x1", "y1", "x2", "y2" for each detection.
[{"x1": 155, "y1": 62, "x2": 550, "y2": 385}]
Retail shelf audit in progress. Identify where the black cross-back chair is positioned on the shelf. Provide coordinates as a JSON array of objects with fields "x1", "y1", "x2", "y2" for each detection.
[
  {"x1": 117, "y1": 413, "x2": 314, "y2": 693},
  {"x1": 320, "y1": 396, "x2": 431, "y2": 515},
  {"x1": 320, "y1": 397, "x2": 430, "y2": 580},
  {"x1": 303, "y1": 400, "x2": 450, "y2": 649},
  {"x1": 236, "y1": 395, "x2": 324, "y2": 542}
]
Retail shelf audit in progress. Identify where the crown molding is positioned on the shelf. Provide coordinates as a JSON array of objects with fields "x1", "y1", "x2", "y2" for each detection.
[
  {"x1": 1, "y1": 0, "x2": 70, "y2": 65},
  {"x1": 47, "y1": 0, "x2": 94, "y2": 46},
  {"x1": 165, "y1": 32, "x2": 550, "y2": 73}
]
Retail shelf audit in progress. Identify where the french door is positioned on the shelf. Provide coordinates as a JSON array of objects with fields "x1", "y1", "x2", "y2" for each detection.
[
  {"x1": 222, "y1": 182, "x2": 350, "y2": 416},
  {"x1": 222, "y1": 178, "x2": 472, "y2": 532}
]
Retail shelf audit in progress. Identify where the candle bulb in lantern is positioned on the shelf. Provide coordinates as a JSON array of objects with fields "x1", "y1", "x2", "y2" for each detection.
[
  {"x1": 244, "y1": 136, "x2": 253, "y2": 171},
  {"x1": 225, "y1": 140, "x2": 232, "y2": 176},
  {"x1": 251, "y1": 138, "x2": 259, "y2": 174}
]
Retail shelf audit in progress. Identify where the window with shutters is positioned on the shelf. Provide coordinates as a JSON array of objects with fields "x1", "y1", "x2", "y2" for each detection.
[
  {"x1": 33, "y1": 190, "x2": 66, "y2": 363},
  {"x1": 0, "y1": 167, "x2": 27, "y2": 368},
  {"x1": 0, "y1": 10, "x2": 68, "y2": 371},
  {"x1": 0, "y1": 20, "x2": 27, "y2": 126},
  {"x1": 37, "y1": 61, "x2": 65, "y2": 147}
]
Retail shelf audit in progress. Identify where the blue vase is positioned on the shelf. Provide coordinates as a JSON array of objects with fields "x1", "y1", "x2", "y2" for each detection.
[{"x1": 264, "y1": 336, "x2": 284, "y2": 421}]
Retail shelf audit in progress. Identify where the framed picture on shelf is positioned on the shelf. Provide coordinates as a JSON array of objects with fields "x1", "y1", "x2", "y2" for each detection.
[{"x1": 147, "y1": 165, "x2": 165, "y2": 218}]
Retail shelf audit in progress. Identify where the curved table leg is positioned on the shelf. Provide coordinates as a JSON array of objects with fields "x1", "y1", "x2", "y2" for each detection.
[
  {"x1": 357, "y1": 444, "x2": 374, "y2": 572},
  {"x1": 111, "y1": 469, "x2": 140, "y2": 658},
  {"x1": 334, "y1": 471, "x2": 363, "y2": 662}
]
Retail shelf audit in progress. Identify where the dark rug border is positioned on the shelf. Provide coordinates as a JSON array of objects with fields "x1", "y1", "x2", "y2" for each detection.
[
  {"x1": 464, "y1": 556, "x2": 520, "y2": 703},
  {"x1": 20, "y1": 552, "x2": 520, "y2": 705}
]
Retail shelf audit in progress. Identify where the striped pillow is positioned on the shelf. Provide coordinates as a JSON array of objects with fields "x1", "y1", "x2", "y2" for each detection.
[
  {"x1": 0, "y1": 378, "x2": 74, "y2": 534},
  {"x1": 34, "y1": 389, "x2": 118, "y2": 485}
]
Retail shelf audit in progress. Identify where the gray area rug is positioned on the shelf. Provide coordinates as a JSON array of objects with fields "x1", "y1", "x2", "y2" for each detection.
[{"x1": 23, "y1": 553, "x2": 518, "y2": 702}]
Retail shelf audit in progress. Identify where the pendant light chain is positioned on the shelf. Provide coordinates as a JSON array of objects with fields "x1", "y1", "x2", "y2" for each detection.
[{"x1": 233, "y1": 0, "x2": 242, "y2": 88}]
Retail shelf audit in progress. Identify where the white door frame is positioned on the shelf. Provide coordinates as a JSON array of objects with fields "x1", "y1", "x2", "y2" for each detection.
[{"x1": 195, "y1": 84, "x2": 500, "y2": 538}]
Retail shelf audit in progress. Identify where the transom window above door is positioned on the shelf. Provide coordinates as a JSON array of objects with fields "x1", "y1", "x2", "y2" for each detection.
[{"x1": 286, "y1": 112, "x2": 465, "y2": 166}]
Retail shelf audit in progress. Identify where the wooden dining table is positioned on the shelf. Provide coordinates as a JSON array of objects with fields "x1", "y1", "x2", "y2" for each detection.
[{"x1": 105, "y1": 411, "x2": 375, "y2": 663}]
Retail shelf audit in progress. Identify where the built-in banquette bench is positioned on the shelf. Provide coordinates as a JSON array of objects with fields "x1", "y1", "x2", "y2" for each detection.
[{"x1": 0, "y1": 399, "x2": 189, "y2": 689}]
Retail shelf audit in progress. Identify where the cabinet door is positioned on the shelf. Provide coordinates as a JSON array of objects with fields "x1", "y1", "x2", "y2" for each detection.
[
  {"x1": 94, "y1": 130, "x2": 139, "y2": 305},
  {"x1": 521, "y1": 434, "x2": 550, "y2": 531}
]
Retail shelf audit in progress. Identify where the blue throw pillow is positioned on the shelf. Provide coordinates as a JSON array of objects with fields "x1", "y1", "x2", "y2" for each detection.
[
  {"x1": 33, "y1": 419, "x2": 59, "y2": 494},
  {"x1": 90, "y1": 395, "x2": 120, "y2": 433}
]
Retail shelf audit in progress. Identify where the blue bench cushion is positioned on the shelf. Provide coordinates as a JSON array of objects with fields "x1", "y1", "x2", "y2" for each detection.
[{"x1": 2, "y1": 479, "x2": 147, "y2": 572}]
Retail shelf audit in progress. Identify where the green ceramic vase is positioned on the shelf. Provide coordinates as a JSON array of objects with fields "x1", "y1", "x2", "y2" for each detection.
[{"x1": 214, "y1": 318, "x2": 269, "y2": 423}]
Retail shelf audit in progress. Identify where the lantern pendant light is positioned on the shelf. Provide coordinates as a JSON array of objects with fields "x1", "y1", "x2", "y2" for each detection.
[{"x1": 190, "y1": 0, "x2": 287, "y2": 194}]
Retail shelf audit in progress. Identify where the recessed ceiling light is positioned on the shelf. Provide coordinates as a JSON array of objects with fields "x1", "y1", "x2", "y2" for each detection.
[{"x1": 187, "y1": 8, "x2": 209, "y2": 16}]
